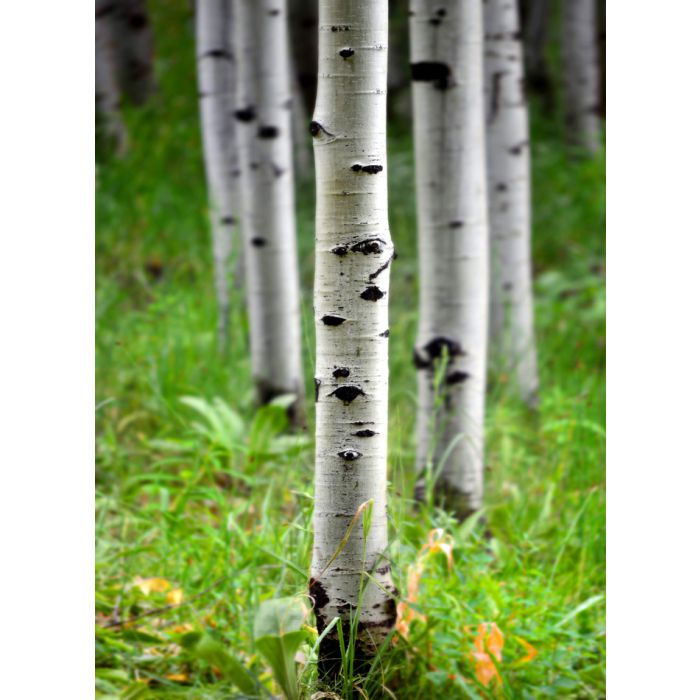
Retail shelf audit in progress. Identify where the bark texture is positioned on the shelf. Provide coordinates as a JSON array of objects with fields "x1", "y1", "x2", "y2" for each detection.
[
  {"x1": 410, "y1": 0, "x2": 489, "y2": 519},
  {"x1": 196, "y1": 0, "x2": 237, "y2": 351},
  {"x1": 309, "y1": 0, "x2": 396, "y2": 678},
  {"x1": 111, "y1": 0, "x2": 156, "y2": 106},
  {"x1": 562, "y1": 0, "x2": 600, "y2": 154},
  {"x1": 96, "y1": 0, "x2": 127, "y2": 154},
  {"x1": 485, "y1": 0, "x2": 539, "y2": 407},
  {"x1": 233, "y1": 0, "x2": 305, "y2": 422}
]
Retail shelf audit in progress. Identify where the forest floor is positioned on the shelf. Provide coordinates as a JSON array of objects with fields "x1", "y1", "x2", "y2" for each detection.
[{"x1": 96, "y1": 3, "x2": 605, "y2": 698}]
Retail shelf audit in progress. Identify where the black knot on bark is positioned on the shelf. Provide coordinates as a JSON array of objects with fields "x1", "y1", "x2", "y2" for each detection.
[
  {"x1": 353, "y1": 429, "x2": 377, "y2": 438},
  {"x1": 234, "y1": 106, "x2": 256, "y2": 122},
  {"x1": 331, "y1": 245, "x2": 348, "y2": 256},
  {"x1": 258, "y1": 125, "x2": 280, "y2": 139},
  {"x1": 329, "y1": 385, "x2": 365, "y2": 404},
  {"x1": 203, "y1": 48, "x2": 231, "y2": 60},
  {"x1": 446, "y1": 370, "x2": 470, "y2": 385},
  {"x1": 339, "y1": 48, "x2": 355, "y2": 58},
  {"x1": 496, "y1": 182, "x2": 508, "y2": 192},
  {"x1": 251, "y1": 237, "x2": 267, "y2": 247},
  {"x1": 351, "y1": 239, "x2": 383, "y2": 254},
  {"x1": 360, "y1": 286, "x2": 384, "y2": 301},
  {"x1": 332, "y1": 367, "x2": 350, "y2": 378},
  {"x1": 268, "y1": 8, "x2": 280, "y2": 15},
  {"x1": 220, "y1": 216, "x2": 235, "y2": 225},
  {"x1": 338, "y1": 449, "x2": 362, "y2": 461},
  {"x1": 309, "y1": 121, "x2": 321, "y2": 136},
  {"x1": 410, "y1": 61, "x2": 452, "y2": 90},
  {"x1": 379, "y1": 329, "x2": 390, "y2": 337},
  {"x1": 321, "y1": 315, "x2": 346, "y2": 326},
  {"x1": 449, "y1": 220, "x2": 464, "y2": 228},
  {"x1": 423, "y1": 336, "x2": 463, "y2": 361}
]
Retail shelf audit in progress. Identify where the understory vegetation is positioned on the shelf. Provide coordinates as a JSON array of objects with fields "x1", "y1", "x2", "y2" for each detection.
[{"x1": 96, "y1": 3, "x2": 605, "y2": 697}]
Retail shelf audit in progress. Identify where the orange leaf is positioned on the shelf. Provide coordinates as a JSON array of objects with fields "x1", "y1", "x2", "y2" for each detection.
[
  {"x1": 471, "y1": 623, "x2": 504, "y2": 687},
  {"x1": 165, "y1": 673, "x2": 189, "y2": 682}
]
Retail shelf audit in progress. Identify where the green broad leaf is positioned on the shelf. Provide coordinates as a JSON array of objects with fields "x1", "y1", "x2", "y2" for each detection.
[
  {"x1": 253, "y1": 597, "x2": 310, "y2": 700},
  {"x1": 179, "y1": 631, "x2": 259, "y2": 697}
]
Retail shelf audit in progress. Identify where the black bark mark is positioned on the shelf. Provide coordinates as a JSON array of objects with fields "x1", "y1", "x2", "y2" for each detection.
[
  {"x1": 509, "y1": 140, "x2": 529, "y2": 155},
  {"x1": 332, "y1": 367, "x2": 350, "y2": 378},
  {"x1": 379, "y1": 329, "x2": 390, "y2": 337},
  {"x1": 488, "y1": 71, "x2": 506, "y2": 124},
  {"x1": 331, "y1": 245, "x2": 348, "y2": 256},
  {"x1": 201, "y1": 48, "x2": 232, "y2": 60},
  {"x1": 449, "y1": 220, "x2": 464, "y2": 228},
  {"x1": 314, "y1": 378, "x2": 321, "y2": 402},
  {"x1": 339, "y1": 48, "x2": 355, "y2": 58},
  {"x1": 353, "y1": 429, "x2": 377, "y2": 438},
  {"x1": 258, "y1": 125, "x2": 280, "y2": 138},
  {"x1": 330, "y1": 25, "x2": 350, "y2": 32},
  {"x1": 220, "y1": 216, "x2": 235, "y2": 225},
  {"x1": 251, "y1": 237, "x2": 267, "y2": 247},
  {"x1": 368, "y1": 257, "x2": 392, "y2": 281},
  {"x1": 410, "y1": 61, "x2": 452, "y2": 90},
  {"x1": 338, "y1": 449, "x2": 362, "y2": 461},
  {"x1": 309, "y1": 120, "x2": 334, "y2": 138},
  {"x1": 360, "y1": 286, "x2": 384, "y2": 302},
  {"x1": 329, "y1": 386, "x2": 365, "y2": 404},
  {"x1": 351, "y1": 164, "x2": 383, "y2": 174},
  {"x1": 351, "y1": 238, "x2": 384, "y2": 254},
  {"x1": 446, "y1": 371, "x2": 470, "y2": 385},
  {"x1": 234, "y1": 106, "x2": 256, "y2": 122},
  {"x1": 321, "y1": 315, "x2": 346, "y2": 326}
]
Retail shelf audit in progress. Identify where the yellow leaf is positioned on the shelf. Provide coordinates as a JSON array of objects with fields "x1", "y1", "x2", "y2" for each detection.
[
  {"x1": 133, "y1": 577, "x2": 171, "y2": 595},
  {"x1": 166, "y1": 588, "x2": 184, "y2": 605}
]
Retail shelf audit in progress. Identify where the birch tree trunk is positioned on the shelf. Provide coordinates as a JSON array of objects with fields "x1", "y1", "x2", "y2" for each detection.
[
  {"x1": 485, "y1": 0, "x2": 539, "y2": 408},
  {"x1": 411, "y1": 0, "x2": 489, "y2": 519},
  {"x1": 562, "y1": 0, "x2": 601, "y2": 154},
  {"x1": 96, "y1": 0, "x2": 127, "y2": 155},
  {"x1": 112, "y1": 0, "x2": 156, "y2": 106},
  {"x1": 233, "y1": 0, "x2": 305, "y2": 424},
  {"x1": 196, "y1": 0, "x2": 237, "y2": 351},
  {"x1": 309, "y1": 0, "x2": 396, "y2": 678}
]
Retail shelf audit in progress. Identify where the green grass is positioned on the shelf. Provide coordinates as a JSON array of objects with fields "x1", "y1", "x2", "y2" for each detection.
[{"x1": 96, "y1": 2, "x2": 605, "y2": 697}]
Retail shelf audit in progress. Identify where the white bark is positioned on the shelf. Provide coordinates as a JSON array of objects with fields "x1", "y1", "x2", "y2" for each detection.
[
  {"x1": 196, "y1": 0, "x2": 237, "y2": 351},
  {"x1": 96, "y1": 0, "x2": 127, "y2": 154},
  {"x1": 562, "y1": 0, "x2": 600, "y2": 154},
  {"x1": 410, "y1": 0, "x2": 489, "y2": 518},
  {"x1": 309, "y1": 0, "x2": 396, "y2": 675},
  {"x1": 233, "y1": 0, "x2": 305, "y2": 422},
  {"x1": 485, "y1": 0, "x2": 539, "y2": 408}
]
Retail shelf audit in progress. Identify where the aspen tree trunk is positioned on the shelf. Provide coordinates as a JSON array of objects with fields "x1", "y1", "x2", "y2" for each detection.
[
  {"x1": 562, "y1": 0, "x2": 600, "y2": 154},
  {"x1": 96, "y1": 0, "x2": 128, "y2": 155},
  {"x1": 196, "y1": 0, "x2": 237, "y2": 351},
  {"x1": 309, "y1": 0, "x2": 397, "y2": 678},
  {"x1": 485, "y1": 0, "x2": 539, "y2": 408},
  {"x1": 233, "y1": 0, "x2": 305, "y2": 423},
  {"x1": 411, "y1": 0, "x2": 489, "y2": 519},
  {"x1": 111, "y1": 0, "x2": 155, "y2": 106}
]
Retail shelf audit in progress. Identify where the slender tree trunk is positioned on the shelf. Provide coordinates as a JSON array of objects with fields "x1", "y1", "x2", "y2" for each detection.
[
  {"x1": 112, "y1": 0, "x2": 155, "y2": 106},
  {"x1": 196, "y1": 0, "x2": 237, "y2": 351},
  {"x1": 309, "y1": 0, "x2": 397, "y2": 679},
  {"x1": 411, "y1": 0, "x2": 489, "y2": 519},
  {"x1": 562, "y1": 0, "x2": 600, "y2": 154},
  {"x1": 96, "y1": 0, "x2": 128, "y2": 155},
  {"x1": 288, "y1": 47, "x2": 313, "y2": 180},
  {"x1": 524, "y1": 0, "x2": 554, "y2": 112},
  {"x1": 485, "y1": 0, "x2": 539, "y2": 408},
  {"x1": 233, "y1": 0, "x2": 305, "y2": 424}
]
